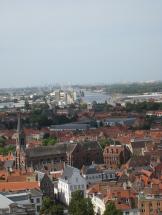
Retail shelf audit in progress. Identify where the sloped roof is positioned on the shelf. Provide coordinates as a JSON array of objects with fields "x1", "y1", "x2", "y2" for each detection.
[
  {"x1": 79, "y1": 141, "x2": 101, "y2": 150},
  {"x1": 50, "y1": 123, "x2": 90, "y2": 130},
  {"x1": 4, "y1": 160, "x2": 14, "y2": 169},
  {"x1": 61, "y1": 165, "x2": 79, "y2": 180},
  {"x1": 26, "y1": 142, "x2": 76, "y2": 158},
  {"x1": 0, "y1": 194, "x2": 14, "y2": 209},
  {"x1": 0, "y1": 181, "x2": 39, "y2": 191}
]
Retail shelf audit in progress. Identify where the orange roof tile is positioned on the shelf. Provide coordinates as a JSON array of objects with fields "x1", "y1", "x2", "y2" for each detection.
[{"x1": 0, "y1": 181, "x2": 39, "y2": 191}]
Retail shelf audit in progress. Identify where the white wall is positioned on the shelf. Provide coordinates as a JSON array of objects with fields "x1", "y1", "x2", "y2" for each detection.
[{"x1": 58, "y1": 169, "x2": 86, "y2": 205}]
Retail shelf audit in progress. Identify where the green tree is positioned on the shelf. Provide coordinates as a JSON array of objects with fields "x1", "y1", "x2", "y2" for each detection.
[
  {"x1": 42, "y1": 137, "x2": 57, "y2": 146},
  {"x1": 0, "y1": 136, "x2": 6, "y2": 147},
  {"x1": 99, "y1": 138, "x2": 118, "y2": 149},
  {"x1": 80, "y1": 103, "x2": 88, "y2": 110},
  {"x1": 41, "y1": 197, "x2": 63, "y2": 215},
  {"x1": 104, "y1": 202, "x2": 122, "y2": 215},
  {"x1": 50, "y1": 204, "x2": 64, "y2": 215},
  {"x1": 0, "y1": 144, "x2": 15, "y2": 156},
  {"x1": 69, "y1": 190, "x2": 94, "y2": 215}
]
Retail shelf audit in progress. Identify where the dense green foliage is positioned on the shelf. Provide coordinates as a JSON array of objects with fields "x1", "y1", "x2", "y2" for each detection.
[
  {"x1": 29, "y1": 109, "x2": 52, "y2": 127},
  {"x1": 125, "y1": 101, "x2": 162, "y2": 113},
  {"x1": 42, "y1": 137, "x2": 57, "y2": 146},
  {"x1": 0, "y1": 145, "x2": 15, "y2": 155},
  {"x1": 78, "y1": 82, "x2": 162, "y2": 94},
  {"x1": 0, "y1": 136, "x2": 15, "y2": 155},
  {"x1": 69, "y1": 190, "x2": 94, "y2": 215},
  {"x1": 92, "y1": 101, "x2": 113, "y2": 112},
  {"x1": 0, "y1": 136, "x2": 6, "y2": 147},
  {"x1": 105, "y1": 82, "x2": 162, "y2": 94},
  {"x1": 24, "y1": 108, "x2": 77, "y2": 128},
  {"x1": 99, "y1": 138, "x2": 121, "y2": 149},
  {"x1": 41, "y1": 197, "x2": 64, "y2": 215},
  {"x1": 103, "y1": 202, "x2": 122, "y2": 215}
]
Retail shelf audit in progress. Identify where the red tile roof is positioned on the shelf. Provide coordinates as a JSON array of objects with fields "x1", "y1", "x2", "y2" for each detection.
[{"x1": 0, "y1": 181, "x2": 39, "y2": 191}]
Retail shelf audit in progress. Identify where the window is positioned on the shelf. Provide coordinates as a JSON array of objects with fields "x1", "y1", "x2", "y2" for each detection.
[
  {"x1": 37, "y1": 206, "x2": 41, "y2": 212},
  {"x1": 31, "y1": 199, "x2": 34, "y2": 203},
  {"x1": 70, "y1": 185, "x2": 73, "y2": 191},
  {"x1": 36, "y1": 198, "x2": 40, "y2": 203}
]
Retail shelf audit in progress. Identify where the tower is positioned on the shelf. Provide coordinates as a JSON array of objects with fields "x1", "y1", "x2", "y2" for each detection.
[{"x1": 15, "y1": 112, "x2": 26, "y2": 170}]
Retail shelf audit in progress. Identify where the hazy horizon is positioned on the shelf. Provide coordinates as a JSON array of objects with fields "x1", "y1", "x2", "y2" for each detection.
[{"x1": 0, "y1": 0, "x2": 162, "y2": 88}]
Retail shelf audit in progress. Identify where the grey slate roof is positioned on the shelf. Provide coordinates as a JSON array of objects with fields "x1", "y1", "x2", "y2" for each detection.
[
  {"x1": 4, "y1": 160, "x2": 14, "y2": 169},
  {"x1": 83, "y1": 164, "x2": 116, "y2": 175},
  {"x1": 30, "y1": 189, "x2": 43, "y2": 197},
  {"x1": 131, "y1": 141, "x2": 146, "y2": 148},
  {"x1": 50, "y1": 123, "x2": 90, "y2": 131},
  {"x1": 61, "y1": 165, "x2": 79, "y2": 180},
  {"x1": 83, "y1": 164, "x2": 100, "y2": 175},
  {"x1": 104, "y1": 117, "x2": 136, "y2": 126},
  {"x1": 26, "y1": 142, "x2": 76, "y2": 158},
  {"x1": 79, "y1": 141, "x2": 101, "y2": 150},
  {"x1": 0, "y1": 194, "x2": 14, "y2": 209},
  {"x1": 26, "y1": 141, "x2": 101, "y2": 158},
  {"x1": 131, "y1": 138, "x2": 152, "y2": 148}
]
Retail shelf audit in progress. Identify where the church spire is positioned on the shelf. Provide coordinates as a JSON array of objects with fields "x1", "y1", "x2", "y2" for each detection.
[{"x1": 15, "y1": 112, "x2": 26, "y2": 170}]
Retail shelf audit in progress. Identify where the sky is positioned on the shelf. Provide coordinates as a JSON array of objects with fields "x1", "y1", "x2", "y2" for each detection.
[{"x1": 0, "y1": 0, "x2": 162, "y2": 88}]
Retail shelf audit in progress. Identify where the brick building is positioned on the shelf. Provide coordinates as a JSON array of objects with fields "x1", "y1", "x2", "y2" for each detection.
[
  {"x1": 26, "y1": 141, "x2": 103, "y2": 169},
  {"x1": 138, "y1": 192, "x2": 162, "y2": 215},
  {"x1": 103, "y1": 144, "x2": 131, "y2": 169}
]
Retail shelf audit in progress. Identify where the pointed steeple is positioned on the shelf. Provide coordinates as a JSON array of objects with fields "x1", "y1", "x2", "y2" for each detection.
[{"x1": 15, "y1": 112, "x2": 26, "y2": 170}]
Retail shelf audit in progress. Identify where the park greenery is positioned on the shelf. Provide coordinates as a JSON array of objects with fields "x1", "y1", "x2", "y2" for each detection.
[
  {"x1": 99, "y1": 138, "x2": 121, "y2": 149},
  {"x1": 103, "y1": 202, "x2": 122, "y2": 215},
  {"x1": 0, "y1": 136, "x2": 15, "y2": 155},
  {"x1": 92, "y1": 101, "x2": 113, "y2": 112},
  {"x1": 69, "y1": 190, "x2": 94, "y2": 215},
  {"x1": 125, "y1": 101, "x2": 162, "y2": 113},
  {"x1": 78, "y1": 82, "x2": 162, "y2": 94},
  {"x1": 91, "y1": 100, "x2": 162, "y2": 114},
  {"x1": 40, "y1": 197, "x2": 64, "y2": 215},
  {"x1": 0, "y1": 145, "x2": 15, "y2": 155},
  {"x1": 105, "y1": 82, "x2": 162, "y2": 94},
  {"x1": 0, "y1": 136, "x2": 6, "y2": 146},
  {"x1": 42, "y1": 137, "x2": 58, "y2": 146}
]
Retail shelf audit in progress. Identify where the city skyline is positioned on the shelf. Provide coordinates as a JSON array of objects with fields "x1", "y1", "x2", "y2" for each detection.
[{"x1": 0, "y1": 0, "x2": 162, "y2": 88}]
